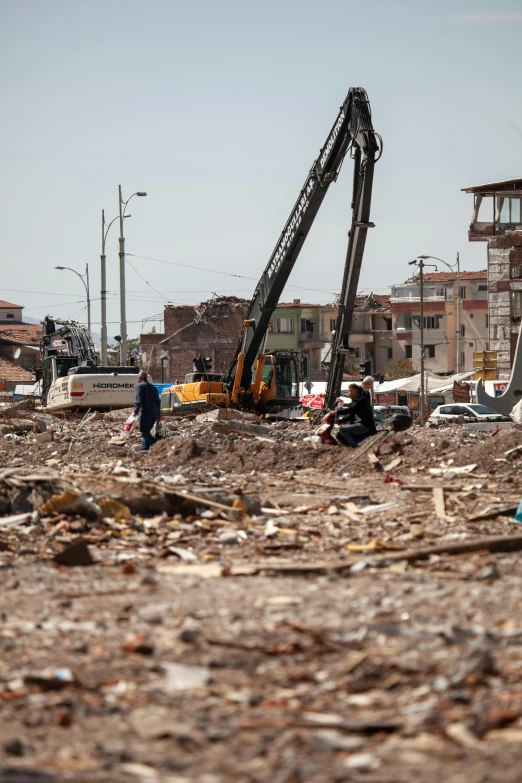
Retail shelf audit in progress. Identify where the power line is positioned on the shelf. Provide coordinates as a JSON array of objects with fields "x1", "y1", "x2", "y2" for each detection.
[
  {"x1": 126, "y1": 258, "x2": 171, "y2": 303},
  {"x1": 126, "y1": 252, "x2": 338, "y2": 296}
]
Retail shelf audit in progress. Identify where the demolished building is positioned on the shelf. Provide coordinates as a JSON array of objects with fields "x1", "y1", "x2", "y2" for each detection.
[
  {"x1": 463, "y1": 177, "x2": 522, "y2": 378},
  {"x1": 140, "y1": 296, "x2": 249, "y2": 381}
]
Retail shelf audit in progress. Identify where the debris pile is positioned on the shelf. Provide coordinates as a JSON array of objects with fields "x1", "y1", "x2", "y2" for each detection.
[{"x1": 0, "y1": 397, "x2": 522, "y2": 781}]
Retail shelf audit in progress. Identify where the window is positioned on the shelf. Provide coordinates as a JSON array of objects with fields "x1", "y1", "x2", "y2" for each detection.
[
  {"x1": 425, "y1": 345, "x2": 436, "y2": 358},
  {"x1": 423, "y1": 316, "x2": 436, "y2": 329},
  {"x1": 5, "y1": 314, "x2": 14, "y2": 319},
  {"x1": 478, "y1": 284, "x2": 487, "y2": 291},
  {"x1": 511, "y1": 266, "x2": 522, "y2": 280},
  {"x1": 513, "y1": 291, "x2": 522, "y2": 320},
  {"x1": 277, "y1": 317, "x2": 294, "y2": 333},
  {"x1": 460, "y1": 323, "x2": 465, "y2": 337},
  {"x1": 459, "y1": 286, "x2": 466, "y2": 300},
  {"x1": 405, "y1": 345, "x2": 412, "y2": 359},
  {"x1": 19, "y1": 354, "x2": 36, "y2": 371},
  {"x1": 460, "y1": 352, "x2": 465, "y2": 367},
  {"x1": 397, "y1": 314, "x2": 412, "y2": 330},
  {"x1": 301, "y1": 319, "x2": 314, "y2": 333},
  {"x1": 485, "y1": 313, "x2": 489, "y2": 328},
  {"x1": 385, "y1": 318, "x2": 392, "y2": 331},
  {"x1": 329, "y1": 318, "x2": 336, "y2": 332},
  {"x1": 387, "y1": 347, "x2": 393, "y2": 360},
  {"x1": 499, "y1": 197, "x2": 521, "y2": 224}
]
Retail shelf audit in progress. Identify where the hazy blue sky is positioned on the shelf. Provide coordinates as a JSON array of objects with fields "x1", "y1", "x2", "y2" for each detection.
[{"x1": 1, "y1": 0, "x2": 521, "y2": 337}]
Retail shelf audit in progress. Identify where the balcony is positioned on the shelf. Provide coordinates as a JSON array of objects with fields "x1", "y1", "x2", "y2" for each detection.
[
  {"x1": 391, "y1": 285, "x2": 452, "y2": 304},
  {"x1": 299, "y1": 331, "x2": 330, "y2": 344}
]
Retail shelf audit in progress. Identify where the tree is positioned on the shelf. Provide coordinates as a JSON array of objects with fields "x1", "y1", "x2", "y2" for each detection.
[
  {"x1": 105, "y1": 337, "x2": 142, "y2": 367},
  {"x1": 384, "y1": 358, "x2": 417, "y2": 380}
]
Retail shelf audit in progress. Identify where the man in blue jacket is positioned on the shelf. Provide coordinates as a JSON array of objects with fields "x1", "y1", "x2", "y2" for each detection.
[{"x1": 134, "y1": 371, "x2": 161, "y2": 450}]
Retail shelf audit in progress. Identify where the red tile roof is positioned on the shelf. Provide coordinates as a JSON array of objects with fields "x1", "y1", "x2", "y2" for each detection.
[
  {"x1": 417, "y1": 270, "x2": 487, "y2": 282},
  {"x1": 0, "y1": 300, "x2": 23, "y2": 309},
  {"x1": 0, "y1": 357, "x2": 35, "y2": 383},
  {"x1": 0, "y1": 323, "x2": 41, "y2": 346},
  {"x1": 372, "y1": 294, "x2": 391, "y2": 307}
]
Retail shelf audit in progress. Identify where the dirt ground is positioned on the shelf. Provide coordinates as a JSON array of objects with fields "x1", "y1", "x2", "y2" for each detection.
[{"x1": 0, "y1": 401, "x2": 522, "y2": 782}]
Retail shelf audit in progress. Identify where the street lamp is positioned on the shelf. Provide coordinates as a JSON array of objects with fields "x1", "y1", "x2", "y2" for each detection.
[
  {"x1": 118, "y1": 187, "x2": 147, "y2": 365},
  {"x1": 101, "y1": 210, "x2": 130, "y2": 365},
  {"x1": 55, "y1": 265, "x2": 91, "y2": 333},
  {"x1": 417, "y1": 254, "x2": 461, "y2": 373},
  {"x1": 409, "y1": 258, "x2": 438, "y2": 426}
]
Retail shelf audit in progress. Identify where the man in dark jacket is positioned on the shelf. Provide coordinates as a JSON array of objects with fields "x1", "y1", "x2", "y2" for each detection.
[
  {"x1": 134, "y1": 371, "x2": 161, "y2": 451},
  {"x1": 336, "y1": 383, "x2": 376, "y2": 448}
]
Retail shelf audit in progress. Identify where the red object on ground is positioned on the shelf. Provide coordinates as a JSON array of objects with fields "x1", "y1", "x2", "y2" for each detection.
[{"x1": 301, "y1": 393, "x2": 325, "y2": 409}]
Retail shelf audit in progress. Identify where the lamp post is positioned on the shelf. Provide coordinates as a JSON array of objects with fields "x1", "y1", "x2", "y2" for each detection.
[
  {"x1": 55, "y1": 265, "x2": 91, "y2": 333},
  {"x1": 417, "y1": 254, "x2": 461, "y2": 373},
  {"x1": 118, "y1": 186, "x2": 147, "y2": 365},
  {"x1": 100, "y1": 210, "x2": 125, "y2": 365},
  {"x1": 409, "y1": 258, "x2": 438, "y2": 426}
]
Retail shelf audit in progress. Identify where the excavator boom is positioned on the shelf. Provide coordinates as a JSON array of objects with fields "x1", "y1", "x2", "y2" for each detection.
[{"x1": 228, "y1": 87, "x2": 380, "y2": 395}]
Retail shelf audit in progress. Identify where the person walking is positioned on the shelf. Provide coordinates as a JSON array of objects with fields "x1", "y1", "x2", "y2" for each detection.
[{"x1": 134, "y1": 370, "x2": 160, "y2": 451}]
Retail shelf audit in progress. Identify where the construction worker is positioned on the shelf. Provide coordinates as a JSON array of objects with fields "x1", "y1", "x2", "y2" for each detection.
[
  {"x1": 336, "y1": 383, "x2": 376, "y2": 448},
  {"x1": 134, "y1": 370, "x2": 161, "y2": 451}
]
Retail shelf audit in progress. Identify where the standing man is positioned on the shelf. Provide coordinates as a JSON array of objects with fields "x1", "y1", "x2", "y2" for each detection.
[
  {"x1": 362, "y1": 375, "x2": 374, "y2": 404},
  {"x1": 134, "y1": 370, "x2": 160, "y2": 451}
]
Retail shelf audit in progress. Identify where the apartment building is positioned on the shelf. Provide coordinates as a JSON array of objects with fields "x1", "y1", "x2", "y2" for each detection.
[
  {"x1": 266, "y1": 300, "x2": 330, "y2": 381},
  {"x1": 266, "y1": 295, "x2": 394, "y2": 380},
  {"x1": 390, "y1": 271, "x2": 489, "y2": 374},
  {"x1": 462, "y1": 178, "x2": 522, "y2": 378},
  {"x1": 0, "y1": 300, "x2": 41, "y2": 375}
]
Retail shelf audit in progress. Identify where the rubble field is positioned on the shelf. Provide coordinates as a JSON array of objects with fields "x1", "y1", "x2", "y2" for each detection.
[{"x1": 0, "y1": 399, "x2": 521, "y2": 783}]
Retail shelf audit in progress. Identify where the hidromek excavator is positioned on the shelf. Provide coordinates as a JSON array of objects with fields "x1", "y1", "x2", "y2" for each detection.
[
  {"x1": 161, "y1": 87, "x2": 382, "y2": 416},
  {"x1": 40, "y1": 316, "x2": 139, "y2": 411}
]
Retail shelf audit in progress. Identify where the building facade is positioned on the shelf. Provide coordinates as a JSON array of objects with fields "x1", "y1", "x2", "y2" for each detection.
[
  {"x1": 390, "y1": 271, "x2": 488, "y2": 374},
  {"x1": 462, "y1": 178, "x2": 522, "y2": 378}
]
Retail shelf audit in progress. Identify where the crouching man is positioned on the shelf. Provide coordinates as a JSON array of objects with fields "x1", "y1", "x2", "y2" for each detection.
[
  {"x1": 134, "y1": 370, "x2": 161, "y2": 451},
  {"x1": 336, "y1": 383, "x2": 376, "y2": 448}
]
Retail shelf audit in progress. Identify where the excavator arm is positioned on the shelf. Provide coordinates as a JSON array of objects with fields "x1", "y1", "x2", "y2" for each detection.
[
  {"x1": 227, "y1": 88, "x2": 381, "y2": 394},
  {"x1": 324, "y1": 136, "x2": 379, "y2": 409}
]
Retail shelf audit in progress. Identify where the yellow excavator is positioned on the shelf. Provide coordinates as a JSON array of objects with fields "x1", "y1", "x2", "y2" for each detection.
[{"x1": 160, "y1": 87, "x2": 381, "y2": 416}]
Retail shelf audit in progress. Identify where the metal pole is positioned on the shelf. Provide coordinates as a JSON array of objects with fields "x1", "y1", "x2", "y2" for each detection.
[
  {"x1": 85, "y1": 263, "x2": 91, "y2": 335},
  {"x1": 456, "y1": 252, "x2": 461, "y2": 374},
  {"x1": 100, "y1": 210, "x2": 108, "y2": 365},
  {"x1": 419, "y1": 261, "x2": 426, "y2": 426},
  {"x1": 118, "y1": 185, "x2": 127, "y2": 365}
]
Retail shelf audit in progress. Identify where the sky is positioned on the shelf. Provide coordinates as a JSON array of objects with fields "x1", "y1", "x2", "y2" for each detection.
[{"x1": 1, "y1": 0, "x2": 522, "y2": 339}]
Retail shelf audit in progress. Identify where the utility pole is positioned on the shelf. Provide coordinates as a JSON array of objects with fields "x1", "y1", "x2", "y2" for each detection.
[
  {"x1": 100, "y1": 210, "x2": 108, "y2": 365},
  {"x1": 419, "y1": 260, "x2": 426, "y2": 426},
  {"x1": 85, "y1": 263, "x2": 91, "y2": 335},
  {"x1": 118, "y1": 186, "x2": 147, "y2": 365},
  {"x1": 456, "y1": 251, "x2": 461, "y2": 373},
  {"x1": 118, "y1": 185, "x2": 127, "y2": 365},
  {"x1": 410, "y1": 258, "x2": 437, "y2": 426}
]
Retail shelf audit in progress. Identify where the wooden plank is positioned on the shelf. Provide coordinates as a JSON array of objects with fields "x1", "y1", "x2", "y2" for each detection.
[{"x1": 433, "y1": 487, "x2": 446, "y2": 519}]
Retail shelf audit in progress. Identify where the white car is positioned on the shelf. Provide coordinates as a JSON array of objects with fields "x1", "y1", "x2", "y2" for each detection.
[{"x1": 429, "y1": 403, "x2": 505, "y2": 423}]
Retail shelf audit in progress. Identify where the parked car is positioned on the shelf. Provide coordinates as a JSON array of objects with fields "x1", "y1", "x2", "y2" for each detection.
[{"x1": 429, "y1": 403, "x2": 505, "y2": 423}]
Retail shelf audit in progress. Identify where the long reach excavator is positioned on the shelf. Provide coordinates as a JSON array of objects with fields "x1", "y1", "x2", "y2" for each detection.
[{"x1": 161, "y1": 87, "x2": 382, "y2": 415}]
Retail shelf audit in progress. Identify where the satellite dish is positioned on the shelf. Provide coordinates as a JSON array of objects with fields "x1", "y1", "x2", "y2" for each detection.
[{"x1": 13, "y1": 348, "x2": 21, "y2": 359}]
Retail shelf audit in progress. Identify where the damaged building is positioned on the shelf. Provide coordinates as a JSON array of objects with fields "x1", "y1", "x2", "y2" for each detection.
[
  {"x1": 463, "y1": 177, "x2": 522, "y2": 378},
  {"x1": 140, "y1": 296, "x2": 249, "y2": 381}
]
